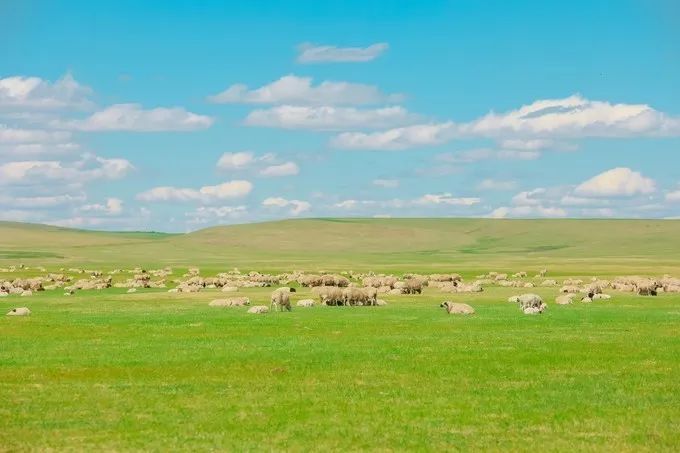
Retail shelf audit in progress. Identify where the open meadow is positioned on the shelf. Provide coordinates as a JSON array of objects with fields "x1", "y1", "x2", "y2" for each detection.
[{"x1": 1, "y1": 219, "x2": 680, "y2": 451}]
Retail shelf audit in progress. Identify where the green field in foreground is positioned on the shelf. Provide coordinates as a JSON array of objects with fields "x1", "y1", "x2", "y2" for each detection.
[
  {"x1": 1, "y1": 286, "x2": 679, "y2": 451},
  {"x1": 1, "y1": 219, "x2": 679, "y2": 451}
]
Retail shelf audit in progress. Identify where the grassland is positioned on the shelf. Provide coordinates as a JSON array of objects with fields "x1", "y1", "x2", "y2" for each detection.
[{"x1": 1, "y1": 219, "x2": 680, "y2": 451}]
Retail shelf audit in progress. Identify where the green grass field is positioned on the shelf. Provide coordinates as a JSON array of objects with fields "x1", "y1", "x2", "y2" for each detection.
[{"x1": 1, "y1": 219, "x2": 679, "y2": 451}]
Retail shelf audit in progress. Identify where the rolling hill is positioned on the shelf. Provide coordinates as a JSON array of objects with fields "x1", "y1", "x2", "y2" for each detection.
[{"x1": 1, "y1": 218, "x2": 679, "y2": 275}]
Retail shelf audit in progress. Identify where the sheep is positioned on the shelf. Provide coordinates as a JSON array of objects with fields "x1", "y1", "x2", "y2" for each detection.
[
  {"x1": 509, "y1": 293, "x2": 547, "y2": 314},
  {"x1": 403, "y1": 278, "x2": 424, "y2": 294},
  {"x1": 560, "y1": 285, "x2": 581, "y2": 293},
  {"x1": 7, "y1": 307, "x2": 31, "y2": 316},
  {"x1": 313, "y1": 286, "x2": 345, "y2": 306},
  {"x1": 440, "y1": 301, "x2": 475, "y2": 315},
  {"x1": 342, "y1": 287, "x2": 377, "y2": 306},
  {"x1": 209, "y1": 297, "x2": 250, "y2": 307},
  {"x1": 541, "y1": 279, "x2": 557, "y2": 287},
  {"x1": 296, "y1": 299, "x2": 315, "y2": 307},
  {"x1": 512, "y1": 271, "x2": 527, "y2": 278},
  {"x1": 581, "y1": 296, "x2": 593, "y2": 303},
  {"x1": 376, "y1": 299, "x2": 388, "y2": 306},
  {"x1": 270, "y1": 289, "x2": 292, "y2": 312},
  {"x1": 592, "y1": 293, "x2": 611, "y2": 300},
  {"x1": 555, "y1": 294, "x2": 575, "y2": 305},
  {"x1": 247, "y1": 305, "x2": 269, "y2": 314}
]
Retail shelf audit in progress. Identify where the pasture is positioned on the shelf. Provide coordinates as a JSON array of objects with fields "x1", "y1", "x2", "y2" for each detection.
[{"x1": 1, "y1": 219, "x2": 680, "y2": 451}]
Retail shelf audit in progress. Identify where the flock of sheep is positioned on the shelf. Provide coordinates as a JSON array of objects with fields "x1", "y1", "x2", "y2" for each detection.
[{"x1": 2, "y1": 264, "x2": 679, "y2": 317}]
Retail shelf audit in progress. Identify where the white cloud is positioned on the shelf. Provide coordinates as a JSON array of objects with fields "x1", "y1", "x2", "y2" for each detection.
[
  {"x1": 0, "y1": 142, "x2": 80, "y2": 158},
  {"x1": 373, "y1": 179, "x2": 399, "y2": 188},
  {"x1": 245, "y1": 105, "x2": 416, "y2": 130},
  {"x1": 0, "y1": 125, "x2": 71, "y2": 144},
  {"x1": 137, "y1": 180, "x2": 253, "y2": 203},
  {"x1": 331, "y1": 95, "x2": 680, "y2": 150},
  {"x1": 262, "y1": 197, "x2": 310, "y2": 215},
  {"x1": 0, "y1": 155, "x2": 133, "y2": 186},
  {"x1": 560, "y1": 195, "x2": 611, "y2": 206},
  {"x1": 332, "y1": 122, "x2": 456, "y2": 150},
  {"x1": 217, "y1": 151, "x2": 255, "y2": 170},
  {"x1": 477, "y1": 179, "x2": 517, "y2": 191},
  {"x1": 414, "y1": 193, "x2": 481, "y2": 206},
  {"x1": 512, "y1": 188, "x2": 547, "y2": 206},
  {"x1": 436, "y1": 148, "x2": 540, "y2": 164},
  {"x1": 79, "y1": 198, "x2": 123, "y2": 215},
  {"x1": 186, "y1": 206, "x2": 247, "y2": 225},
  {"x1": 500, "y1": 139, "x2": 577, "y2": 151},
  {"x1": 488, "y1": 205, "x2": 567, "y2": 218},
  {"x1": 208, "y1": 75, "x2": 400, "y2": 106},
  {"x1": 0, "y1": 193, "x2": 86, "y2": 208},
  {"x1": 296, "y1": 42, "x2": 389, "y2": 63},
  {"x1": 54, "y1": 104, "x2": 214, "y2": 131},
  {"x1": 259, "y1": 162, "x2": 299, "y2": 177},
  {"x1": 665, "y1": 190, "x2": 680, "y2": 202},
  {"x1": 0, "y1": 74, "x2": 93, "y2": 110},
  {"x1": 574, "y1": 167, "x2": 656, "y2": 197}
]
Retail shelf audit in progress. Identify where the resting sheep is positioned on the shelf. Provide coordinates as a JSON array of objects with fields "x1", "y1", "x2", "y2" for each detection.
[
  {"x1": 440, "y1": 301, "x2": 475, "y2": 315},
  {"x1": 247, "y1": 305, "x2": 269, "y2": 314}
]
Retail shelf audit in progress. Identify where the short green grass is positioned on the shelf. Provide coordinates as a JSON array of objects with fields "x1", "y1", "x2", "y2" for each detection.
[
  {"x1": 1, "y1": 219, "x2": 679, "y2": 451},
  {"x1": 1, "y1": 286, "x2": 679, "y2": 451}
]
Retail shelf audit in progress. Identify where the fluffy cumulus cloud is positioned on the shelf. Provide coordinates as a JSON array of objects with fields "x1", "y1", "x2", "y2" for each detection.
[
  {"x1": 331, "y1": 95, "x2": 680, "y2": 150},
  {"x1": 137, "y1": 180, "x2": 253, "y2": 203},
  {"x1": 0, "y1": 155, "x2": 133, "y2": 186},
  {"x1": 79, "y1": 198, "x2": 124, "y2": 215},
  {"x1": 0, "y1": 125, "x2": 71, "y2": 144},
  {"x1": 208, "y1": 75, "x2": 401, "y2": 106},
  {"x1": 217, "y1": 151, "x2": 256, "y2": 170},
  {"x1": 259, "y1": 162, "x2": 299, "y2": 177},
  {"x1": 262, "y1": 197, "x2": 310, "y2": 215},
  {"x1": 574, "y1": 167, "x2": 656, "y2": 197},
  {"x1": 185, "y1": 206, "x2": 247, "y2": 225},
  {"x1": 666, "y1": 190, "x2": 680, "y2": 202},
  {"x1": 332, "y1": 122, "x2": 456, "y2": 150},
  {"x1": 245, "y1": 105, "x2": 416, "y2": 130},
  {"x1": 0, "y1": 73, "x2": 93, "y2": 110},
  {"x1": 53, "y1": 104, "x2": 214, "y2": 132},
  {"x1": 296, "y1": 42, "x2": 389, "y2": 63},
  {"x1": 414, "y1": 193, "x2": 481, "y2": 206}
]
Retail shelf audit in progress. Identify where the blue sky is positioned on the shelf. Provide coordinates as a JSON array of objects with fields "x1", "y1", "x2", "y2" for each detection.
[{"x1": 1, "y1": 0, "x2": 679, "y2": 231}]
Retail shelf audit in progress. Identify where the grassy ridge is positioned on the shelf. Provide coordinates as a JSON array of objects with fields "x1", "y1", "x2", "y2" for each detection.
[{"x1": 1, "y1": 218, "x2": 679, "y2": 274}]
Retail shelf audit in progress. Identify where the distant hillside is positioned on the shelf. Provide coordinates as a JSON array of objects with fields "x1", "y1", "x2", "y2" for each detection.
[{"x1": 1, "y1": 218, "x2": 679, "y2": 275}]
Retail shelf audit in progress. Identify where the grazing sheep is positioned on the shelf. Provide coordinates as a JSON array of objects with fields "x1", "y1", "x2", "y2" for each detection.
[
  {"x1": 509, "y1": 293, "x2": 547, "y2": 314},
  {"x1": 7, "y1": 307, "x2": 31, "y2": 316},
  {"x1": 270, "y1": 289, "x2": 292, "y2": 312},
  {"x1": 296, "y1": 299, "x2": 315, "y2": 307},
  {"x1": 247, "y1": 305, "x2": 269, "y2": 314},
  {"x1": 440, "y1": 301, "x2": 475, "y2": 315}
]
